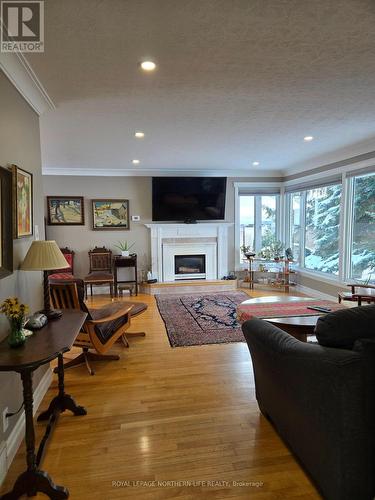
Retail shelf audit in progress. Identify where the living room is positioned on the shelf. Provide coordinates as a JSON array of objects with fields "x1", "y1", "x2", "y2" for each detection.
[{"x1": 1, "y1": 1, "x2": 375, "y2": 499}]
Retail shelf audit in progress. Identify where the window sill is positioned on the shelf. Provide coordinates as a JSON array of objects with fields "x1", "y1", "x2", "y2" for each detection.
[{"x1": 296, "y1": 267, "x2": 347, "y2": 287}]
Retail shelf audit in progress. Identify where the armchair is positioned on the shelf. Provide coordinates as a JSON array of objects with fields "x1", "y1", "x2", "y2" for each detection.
[
  {"x1": 49, "y1": 281, "x2": 133, "y2": 375},
  {"x1": 242, "y1": 305, "x2": 375, "y2": 500}
]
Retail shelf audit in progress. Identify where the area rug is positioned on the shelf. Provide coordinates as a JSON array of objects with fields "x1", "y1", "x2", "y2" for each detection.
[
  {"x1": 237, "y1": 299, "x2": 345, "y2": 323},
  {"x1": 155, "y1": 291, "x2": 250, "y2": 347}
]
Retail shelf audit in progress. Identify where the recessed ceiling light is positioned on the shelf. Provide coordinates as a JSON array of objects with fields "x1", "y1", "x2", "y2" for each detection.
[
  {"x1": 134, "y1": 131, "x2": 145, "y2": 138},
  {"x1": 304, "y1": 135, "x2": 314, "y2": 142},
  {"x1": 140, "y1": 61, "x2": 156, "y2": 71},
  {"x1": 132, "y1": 159, "x2": 140, "y2": 165},
  {"x1": 252, "y1": 161, "x2": 260, "y2": 166}
]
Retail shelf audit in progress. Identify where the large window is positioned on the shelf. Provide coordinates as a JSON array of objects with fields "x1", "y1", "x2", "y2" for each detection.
[
  {"x1": 304, "y1": 184, "x2": 342, "y2": 275},
  {"x1": 350, "y1": 172, "x2": 375, "y2": 281},
  {"x1": 239, "y1": 194, "x2": 279, "y2": 257},
  {"x1": 289, "y1": 192, "x2": 302, "y2": 264}
]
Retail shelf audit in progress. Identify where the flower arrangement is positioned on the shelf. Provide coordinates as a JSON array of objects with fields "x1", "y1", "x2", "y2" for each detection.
[{"x1": 1, "y1": 297, "x2": 29, "y2": 347}]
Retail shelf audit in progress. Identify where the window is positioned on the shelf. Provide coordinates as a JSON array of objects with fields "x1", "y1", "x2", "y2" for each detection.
[
  {"x1": 287, "y1": 182, "x2": 342, "y2": 275},
  {"x1": 289, "y1": 192, "x2": 302, "y2": 264},
  {"x1": 350, "y1": 172, "x2": 375, "y2": 282},
  {"x1": 239, "y1": 194, "x2": 279, "y2": 258},
  {"x1": 239, "y1": 195, "x2": 255, "y2": 252}
]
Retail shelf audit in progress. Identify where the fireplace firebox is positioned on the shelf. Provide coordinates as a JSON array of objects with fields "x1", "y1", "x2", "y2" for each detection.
[{"x1": 174, "y1": 255, "x2": 206, "y2": 280}]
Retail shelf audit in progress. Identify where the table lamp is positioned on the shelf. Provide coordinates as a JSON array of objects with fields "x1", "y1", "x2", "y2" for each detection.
[{"x1": 21, "y1": 240, "x2": 70, "y2": 320}]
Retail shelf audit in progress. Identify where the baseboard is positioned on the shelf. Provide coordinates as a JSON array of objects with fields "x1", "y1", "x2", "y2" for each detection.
[
  {"x1": 0, "y1": 368, "x2": 52, "y2": 486},
  {"x1": 296, "y1": 284, "x2": 336, "y2": 301}
]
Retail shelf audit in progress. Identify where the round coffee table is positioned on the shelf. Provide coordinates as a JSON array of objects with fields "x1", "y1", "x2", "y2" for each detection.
[{"x1": 238, "y1": 296, "x2": 321, "y2": 342}]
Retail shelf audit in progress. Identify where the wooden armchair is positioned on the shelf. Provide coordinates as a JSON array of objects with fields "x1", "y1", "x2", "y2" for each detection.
[
  {"x1": 84, "y1": 246, "x2": 114, "y2": 298},
  {"x1": 338, "y1": 283, "x2": 375, "y2": 306},
  {"x1": 48, "y1": 247, "x2": 75, "y2": 282},
  {"x1": 49, "y1": 281, "x2": 133, "y2": 375}
]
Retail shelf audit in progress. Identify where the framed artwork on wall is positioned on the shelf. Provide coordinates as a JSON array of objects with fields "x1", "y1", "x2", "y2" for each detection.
[
  {"x1": 0, "y1": 166, "x2": 13, "y2": 279},
  {"x1": 92, "y1": 199, "x2": 130, "y2": 230},
  {"x1": 47, "y1": 196, "x2": 85, "y2": 225},
  {"x1": 12, "y1": 165, "x2": 33, "y2": 238}
]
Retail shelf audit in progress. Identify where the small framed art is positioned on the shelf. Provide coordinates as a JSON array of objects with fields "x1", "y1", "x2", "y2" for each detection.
[
  {"x1": 92, "y1": 199, "x2": 130, "y2": 230},
  {"x1": 47, "y1": 196, "x2": 85, "y2": 225}
]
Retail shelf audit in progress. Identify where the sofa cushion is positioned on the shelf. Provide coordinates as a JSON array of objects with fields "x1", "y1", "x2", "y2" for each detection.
[{"x1": 315, "y1": 304, "x2": 375, "y2": 349}]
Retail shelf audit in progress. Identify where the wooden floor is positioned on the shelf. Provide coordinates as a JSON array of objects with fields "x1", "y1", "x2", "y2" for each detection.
[{"x1": 1, "y1": 288, "x2": 320, "y2": 499}]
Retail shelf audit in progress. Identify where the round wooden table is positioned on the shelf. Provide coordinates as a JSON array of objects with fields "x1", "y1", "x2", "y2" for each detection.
[{"x1": 238, "y1": 296, "x2": 322, "y2": 342}]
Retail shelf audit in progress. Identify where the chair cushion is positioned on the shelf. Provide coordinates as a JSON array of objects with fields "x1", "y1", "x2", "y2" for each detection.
[
  {"x1": 315, "y1": 304, "x2": 375, "y2": 349},
  {"x1": 84, "y1": 272, "x2": 114, "y2": 283},
  {"x1": 89, "y1": 303, "x2": 129, "y2": 345},
  {"x1": 48, "y1": 272, "x2": 73, "y2": 281}
]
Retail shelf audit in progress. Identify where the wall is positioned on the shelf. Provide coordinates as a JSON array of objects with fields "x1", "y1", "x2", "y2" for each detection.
[
  {"x1": 0, "y1": 70, "x2": 46, "y2": 445},
  {"x1": 42, "y1": 176, "x2": 153, "y2": 278},
  {"x1": 42, "y1": 176, "x2": 258, "y2": 278}
]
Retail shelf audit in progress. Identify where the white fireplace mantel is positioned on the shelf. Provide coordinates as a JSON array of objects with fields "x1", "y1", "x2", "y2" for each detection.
[{"x1": 145, "y1": 223, "x2": 233, "y2": 282}]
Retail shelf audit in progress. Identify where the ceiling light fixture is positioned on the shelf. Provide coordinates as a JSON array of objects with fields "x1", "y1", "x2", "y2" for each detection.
[
  {"x1": 252, "y1": 161, "x2": 260, "y2": 166},
  {"x1": 303, "y1": 135, "x2": 314, "y2": 142},
  {"x1": 134, "y1": 131, "x2": 145, "y2": 138},
  {"x1": 132, "y1": 159, "x2": 140, "y2": 165},
  {"x1": 140, "y1": 61, "x2": 156, "y2": 71}
]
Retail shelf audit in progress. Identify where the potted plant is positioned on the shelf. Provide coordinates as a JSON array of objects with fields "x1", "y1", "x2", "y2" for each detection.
[
  {"x1": 240, "y1": 245, "x2": 256, "y2": 259},
  {"x1": 114, "y1": 241, "x2": 135, "y2": 257},
  {"x1": 259, "y1": 238, "x2": 284, "y2": 261},
  {"x1": 1, "y1": 297, "x2": 29, "y2": 347}
]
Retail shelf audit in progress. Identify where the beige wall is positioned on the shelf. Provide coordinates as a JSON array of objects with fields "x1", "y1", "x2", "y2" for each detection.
[
  {"x1": 0, "y1": 70, "x2": 45, "y2": 442},
  {"x1": 42, "y1": 176, "x2": 272, "y2": 277}
]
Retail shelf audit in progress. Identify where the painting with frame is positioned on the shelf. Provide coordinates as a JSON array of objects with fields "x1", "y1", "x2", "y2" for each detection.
[
  {"x1": 92, "y1": 199, "x2": 130, "y2": 230},
  {"x1": 12, "y1": 164, "x2": 33, "y2": 238},
  {"x1": 47, "y1": 196, "x2": 85, "y2": 225},
  {"x1": 0, "y1": 166, "x2": 13, "y2": 279}
]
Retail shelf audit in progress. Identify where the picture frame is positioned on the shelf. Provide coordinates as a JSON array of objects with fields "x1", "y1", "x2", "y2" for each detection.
[
  {"x1": 0, "y1": 166, "x2": 13, "y2": 279},
  {"x1": 12, "y1": 164, "x2": 33, "y2": 238},
  {"x1": 47, "y1": 196, "x2": 85, "y2": 226},
  {"x1": 92, "y1": 199, "x2": 130, "y2": 230}
]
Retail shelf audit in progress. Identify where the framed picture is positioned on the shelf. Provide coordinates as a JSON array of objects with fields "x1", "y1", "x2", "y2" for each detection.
[
  {"x1": 92, "y1": 199, "x2": 130, "y2": 230},
  {"x1": 47, "y1": 196, "x2": 85, "y2": 225},
  {"x1": 0, "y1": 166, "x2": 13, "y2": 279},
  {"x1": 12, "y1": 165, "x2": 33, "y2": 238}
]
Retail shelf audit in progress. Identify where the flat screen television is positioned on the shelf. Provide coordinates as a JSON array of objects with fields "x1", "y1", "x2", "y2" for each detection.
[{"x1": 152, "y1": 177, "x2": 227, "y2": 222}]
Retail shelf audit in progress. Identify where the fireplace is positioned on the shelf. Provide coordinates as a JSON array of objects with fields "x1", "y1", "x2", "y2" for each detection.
[{"x1": 174, "y1": 254, "x2": 206, "y2": 280}]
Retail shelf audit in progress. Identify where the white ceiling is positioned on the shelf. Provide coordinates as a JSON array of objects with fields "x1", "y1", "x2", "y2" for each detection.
[{"x1": 26, "y1": 0, "x2": 375, "y2": 176}]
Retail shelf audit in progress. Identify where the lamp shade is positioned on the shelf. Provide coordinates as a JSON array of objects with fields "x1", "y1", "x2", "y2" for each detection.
[{"x1": 21, "y1": 241, "x2": 70, "y2": 271}]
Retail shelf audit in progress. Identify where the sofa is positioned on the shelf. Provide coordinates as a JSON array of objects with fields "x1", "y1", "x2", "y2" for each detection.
[{"x1": 242, "y1": 305, "x2": 375, "y2": 500}]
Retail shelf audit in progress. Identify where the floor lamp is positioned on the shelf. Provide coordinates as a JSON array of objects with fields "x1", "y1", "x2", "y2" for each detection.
[{"x1": 21, "y1": 240, "x2": 70, "y2": 320}]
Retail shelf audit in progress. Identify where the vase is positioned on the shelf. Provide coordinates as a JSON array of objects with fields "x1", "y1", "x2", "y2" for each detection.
[
  {"x1": 8, "y1": 320, "x2": 26, "y2": 348},
  {"x1": 121, "y1": 250, "x2": 130, "y2": 257}
]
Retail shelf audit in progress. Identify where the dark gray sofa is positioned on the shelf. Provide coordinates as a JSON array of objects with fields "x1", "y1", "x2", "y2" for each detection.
[{"x1": 242, "y1": 305, "x2": 375, "y2": 500}]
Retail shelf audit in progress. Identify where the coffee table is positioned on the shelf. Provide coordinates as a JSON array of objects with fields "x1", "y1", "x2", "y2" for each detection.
[{"x1": 237, "y1": 296, "x2": 335, "y2": 342}]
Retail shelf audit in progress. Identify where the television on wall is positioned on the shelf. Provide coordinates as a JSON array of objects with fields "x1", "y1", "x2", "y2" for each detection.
[{"x1": 152, "y1": 177, "x2": 227, "y2": 222}]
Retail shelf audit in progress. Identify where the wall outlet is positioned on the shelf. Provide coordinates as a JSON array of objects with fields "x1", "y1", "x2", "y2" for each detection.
[
  {"x1": 131, "y1": 215, "x2": 140, "y2": 222},
  {"x1": 2, "y1": 408, "x2": 9, "y2": 433}
]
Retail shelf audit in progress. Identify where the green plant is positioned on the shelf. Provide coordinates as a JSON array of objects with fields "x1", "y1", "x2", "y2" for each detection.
[
  {"x1": 240, "y1": 245, "x2": 252, "y2": 254},
  {"x1": 114, "y1": 241, "x2": 135, "y2": 252}
]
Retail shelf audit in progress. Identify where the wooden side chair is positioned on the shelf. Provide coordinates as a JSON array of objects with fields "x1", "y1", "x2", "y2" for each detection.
[
  {"x1": 338, "y1": 283, "x2": 375, "y2": 306},
  {"x1": 84, "y1": 246, "x2": 114, "y2": 299},
  {"x1": 48, "y1": 247, "x2": 75, "y2": 282},
  {"x1": 49, "y1": 280, "x2": 133, "y2": 375}
]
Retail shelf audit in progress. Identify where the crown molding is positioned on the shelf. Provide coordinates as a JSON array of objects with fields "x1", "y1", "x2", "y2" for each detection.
[
  {"x1": 42, "y1": 167, "x2": 283, "y2": 177},
  {"x1": 0, "y1": 51, "x2": 55, "y2": 115}
]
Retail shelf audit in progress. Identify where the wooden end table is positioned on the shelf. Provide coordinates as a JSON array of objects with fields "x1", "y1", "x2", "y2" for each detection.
[{"x1": 0, "y1": 310, "x2": 87, "y2": 499}]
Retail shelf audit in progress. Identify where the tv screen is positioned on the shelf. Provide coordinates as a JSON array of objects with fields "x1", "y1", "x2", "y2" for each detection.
[{"x1": 152, "y1": 177, "x2": 227, "y2": 222}]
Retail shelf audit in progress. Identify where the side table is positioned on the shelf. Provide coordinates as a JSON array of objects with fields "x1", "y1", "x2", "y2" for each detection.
[
  {"x1": 113, "y1": 254, "x2": 138, "y2": 297},
  {"x1": 0, "y1": 310, "x2": 87, "y2": 499}
]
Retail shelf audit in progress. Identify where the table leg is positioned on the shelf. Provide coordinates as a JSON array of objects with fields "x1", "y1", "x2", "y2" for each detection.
[
  {"x1": 0, "y1": 371, "x2": 68, "y2": 500},
  {"x1": 37, "y1": 354, "x2": 87, "y2": 422}
]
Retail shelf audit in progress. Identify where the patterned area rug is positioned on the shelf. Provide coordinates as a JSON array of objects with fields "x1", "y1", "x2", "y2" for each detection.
[
  {"x1": 155, "y1": 291, "x2": 250, "y2": 347},
  {"x1": 237, "y1": 299, "x2": 345, "y2": 322}
]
